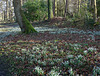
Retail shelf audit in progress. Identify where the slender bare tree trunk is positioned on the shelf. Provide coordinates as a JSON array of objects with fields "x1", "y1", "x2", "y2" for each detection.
[
  {"x1": 78, "y1": 0, "x2": 81, "y2": 13},
  {"x1": 53, "y1": 0, "x2": 57, "y2": 17},
  {"x1": 6, "y1": 0, "x2": 9, "y2": 21},
  {"x1": 93, "y1": 0, "x2": 97, "y2": 22},
  {"x1": 9, "y1": 0, "x2": 12, "y2": 22},
  {"x1": 4, "y1": 11, "x2": 6, "y2": 21},
  {"x1": 2, "y1": 13, "x2": 4, "y2": 20},
  {"x1": 13, "y1": 0, "x2": 37, "y2": 33},
  {"x1": 65, "y1": 0, "x2": 68, "y2": 17},
  {"x1": 48, "y1": 0, "x2": 53, "y2": 19}
]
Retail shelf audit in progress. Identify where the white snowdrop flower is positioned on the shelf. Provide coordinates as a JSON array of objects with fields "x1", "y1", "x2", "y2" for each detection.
[
  {"x1": 36, "y1": 47, "x2": 40, "y2": 50},
  {"x1": 73, "y1": 44, "x2": 81, "y2": 47},
  {"x1": 70, "y1": 59, "x2": 74, "y2": 64},
  {"x1": 67, "y1": 55, "x2": 74, "y2": 59},
  {"x1": 63, "y1": 61, "x2": 69, "y2": 65},
  {"x1": 77, "y1": 54, "x2": 83, "y2": 58},
  {"x1": 51, "y1": 62, "x2": 55, "y2": 65},
  {"x1": 62, "y1": 61, "x2": 69, "y2": 68},
  {"x1": 84, "y1": 50, "x2": 88, "y2": 55},
  {"x1": 74, "y1": 47, "x2": 79, "y2": 50},
  {"x1": 17, "y1": 52, "x2": 20, "y2": 55},
  {"x1": 37, "y1": 60, "x2": 41, "y2": 63},
  {"x1": 35, "y1": 66, "x2": 44, "y2": 75},
  {"x1": 68, "y1": 68, "x2": 74, "y2": 75},
  {"x1": 41, "y1": 61, "x2": 46, "y2": 65},
  {"x1": 41, "y1": 50, "x2": 47, "y2": 54},
  {"x1": 48, "y1": 70, "x2": 60, "y2": 76},
  {"x1": 22, "y1": 49, "x2": 27, "y2": 51},
  {"x1": 89, "y1": 35, "x2": 95, "y2": 41},
  {"x1": 30, "y1": 54, "x2": 35, "y2": 57},
  {"x1": 88, "y1": 47, "x2": 97, "y2": 52},
  {"x1": 16, "y1": 56, "x2": 18, "y2": 59}
]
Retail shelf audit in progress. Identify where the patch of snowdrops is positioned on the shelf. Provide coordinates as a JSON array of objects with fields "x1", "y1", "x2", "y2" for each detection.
[{"x1": 0, "y1": 40, "x2": 99, "y2": 75}]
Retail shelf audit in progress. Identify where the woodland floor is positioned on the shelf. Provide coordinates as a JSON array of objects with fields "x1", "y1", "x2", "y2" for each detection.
[{"x1": 0, "y1": 18, "x2": 100, "y2": 76}]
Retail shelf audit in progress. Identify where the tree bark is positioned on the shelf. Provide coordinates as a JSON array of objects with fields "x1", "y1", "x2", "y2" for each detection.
[
  {"x1": 9, "y1": 0, "x2": 12, "y2": 22},
  {"x1": 13, "y1": 0, "x2": 37, "y2": 34},
  {"x1": 93, "y1": 0, "x2": 97, "y2": 22},
  {"x1": 6, "y1": 0, "x2": 9, "y2": 21},
  {"x1": 65, "y1": 0, "x2": 68, "y2": 17},
  {"x1": 78, "y1": 0, "x2": 81, "y2": 12},
  {"x1": 53, "y1": 0, "x2": 57, "y2": 17},
  {"x1": 4, "y1": 11, "x2": 6, "y2": 21},
  {"x1": 48, "y1": 0, "x2": 53, "y2": 19}
]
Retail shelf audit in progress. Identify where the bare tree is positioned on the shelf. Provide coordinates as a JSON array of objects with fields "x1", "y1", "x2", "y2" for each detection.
[
  {"x1": 5, "y1": 0, "x2": 9, "y2": 21},
  {"x1": 93, "y1": 0, "x2": 97, "y2": 22},
  {"x1": 65, "y1": 0, "x2": 68, "y2": 17},
  {"x1": 53, "y1": 0, "x2": 57, "y2": 17},
  {"x1": 48, "y1": 0, "x2": 53, "y2": 19}
]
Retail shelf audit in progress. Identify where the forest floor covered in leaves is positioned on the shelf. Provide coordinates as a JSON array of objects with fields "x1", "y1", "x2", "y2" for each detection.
[{"x1": 0, "y1": 19, "x2": 100, "y2": 76}]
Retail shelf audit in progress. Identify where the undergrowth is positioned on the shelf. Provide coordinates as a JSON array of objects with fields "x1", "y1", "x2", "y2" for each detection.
[{"x1": 0, "y1": 40, "x2": 100, "y2": 76}]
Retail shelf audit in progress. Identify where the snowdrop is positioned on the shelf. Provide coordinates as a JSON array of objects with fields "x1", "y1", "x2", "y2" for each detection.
[
  {"x1": 77, "y1": 54, "x2": 83, "y2": 60},
  {"x1": 50, "y1": 61, "x2": 55, "y2": 65},
  {"x1": 37, "y1": 60, "x2": 41, "y2": 63},
  {"x1": 68, "y1": 68, "x2": 74, "y2": 76},
  {"x1": 21, "y1": 49, "x2": 27, "y2": 53},
  {"x1": 67, "y1": 55, "x2": 74, "y2": 59},
  {"x1": 62, "y1": 61, "x2": 69, "y2": 68},
  {"x1": 35, "y1": 66, "x2": 44, "y2": 75},
  {"x1": 72, "y1": 44, "x2": 81, "y2": 47},
  {"x1": 17, "y1": 52, "x2": 21, "y2": 55},
  {"x1": 88, "y1": 47, "x2": 97, "y2": 52},
  {"x1": 93, "y1": 66, "x2": 100, "y2": 75},
  {"x1": 41, "y1": 61, "x2": 46, "y2": 66},
  {"x1": 29, "y1": 54, "x2": 35, "y2": 58},
  {"x1": 84, "y1": 50, "x2": 88, "y2": 55},
  {"x1": 74, "y1": 47, "x2": 79, "y2": 51},
  {"x1": 16, "y1": 56, "x2": 19, "y2": 59},
  {"x1": 53, "y1": 46, "x2": 58, "y2": 50},
  {"x1": 48, "y1": 70, "x2": 60, "y2": 76},
  {"x1": 41, "y1": 50, "x2": 48, "y2": 55},
  {"x1": 70, "y1": 59, "x2": 74, "y2": 64}
]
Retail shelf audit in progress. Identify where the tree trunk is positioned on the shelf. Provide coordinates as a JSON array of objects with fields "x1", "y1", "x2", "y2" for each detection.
[
  {"x1": 53, "y1": 0, "x2": 57, "y2": 17},
  {"x1": 93, "y1": 0, "x2": 97, "y2": 22},
  {"x1": 4, "y1": 11, "x2": 6, "y2": 21},
  {"x1": 48, "y1": 0, "x2": 53, "y2": 19},
  {"x1": 78, "y1": 0, "x2": 81, "y2": 13},
  {"x1": 2, "y1": 13, "x2": 4, "y2": 21},
  {"x1": 9, "y1": 0, "x2": 12, "y2": 23},
  {"x1": 65, "y1": 0, "x2": 68, "y2": 17},
  {"x1": 6, "y1": 0, "x2": 9, "y2": 21},
  {"x1": 13, "y1": 0, "x2": 37, "y2": 34}
]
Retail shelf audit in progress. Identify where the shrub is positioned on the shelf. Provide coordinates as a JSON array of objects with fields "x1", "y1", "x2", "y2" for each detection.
[{"x1": 22, "y1": 0, "x2": 48, "y2": 22}]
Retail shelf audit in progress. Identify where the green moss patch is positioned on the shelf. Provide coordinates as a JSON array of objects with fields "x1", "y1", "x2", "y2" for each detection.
[{"x1": 21, "y1": 11, "x2": 37, "y2": 34}]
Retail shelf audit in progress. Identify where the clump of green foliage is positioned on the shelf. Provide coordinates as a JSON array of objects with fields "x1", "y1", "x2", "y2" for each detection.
[{"x1": 22, "y1": 0, "x2": 48, "y2": 22}]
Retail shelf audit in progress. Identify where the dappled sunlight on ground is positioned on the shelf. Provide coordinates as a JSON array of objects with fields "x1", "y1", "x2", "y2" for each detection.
[{"x1": 0, "y1": 23, "x2": 100, "y2": 75}]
